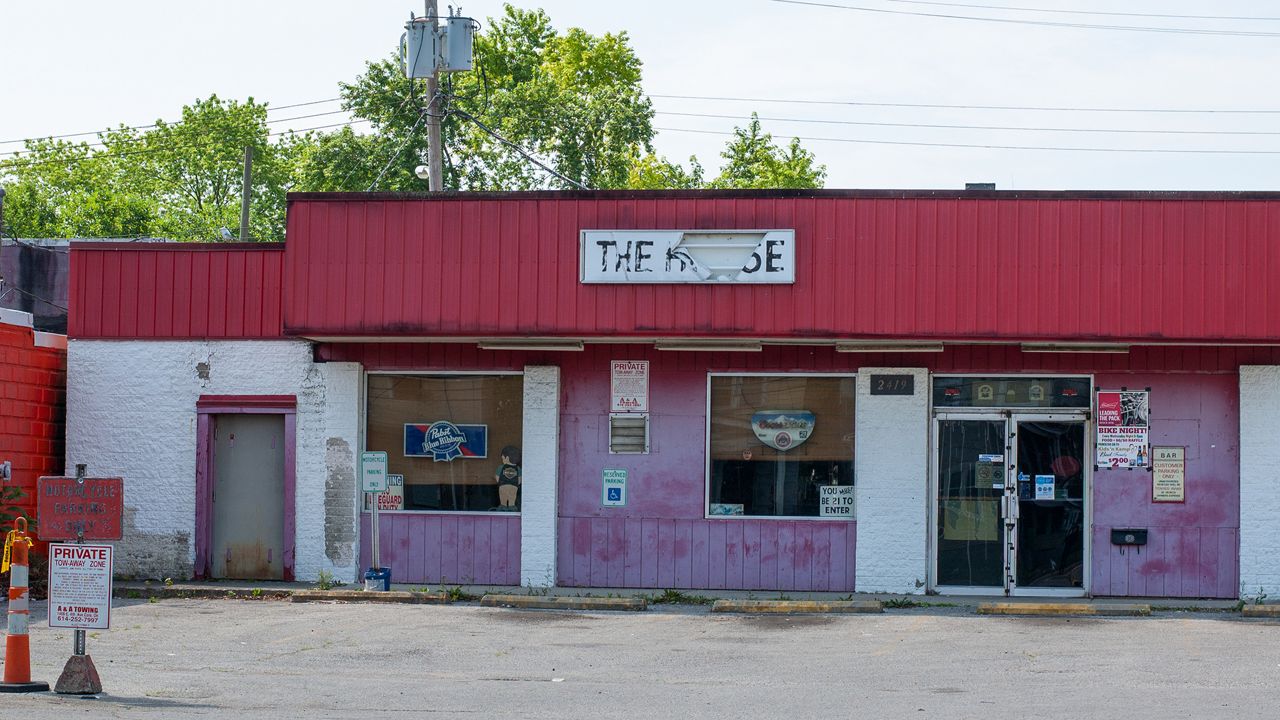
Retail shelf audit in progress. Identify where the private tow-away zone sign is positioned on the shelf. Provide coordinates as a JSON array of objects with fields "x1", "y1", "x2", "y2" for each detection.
[{"x1": 48, "y1": 543, "x2": 114, "y2": 630}]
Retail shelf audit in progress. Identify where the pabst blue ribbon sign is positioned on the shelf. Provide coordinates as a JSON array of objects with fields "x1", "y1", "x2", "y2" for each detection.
[
  {"x1": 404, "y1": 422, "x2": 489, "y2": 461},
  {"x1": 751, "y1": 411, "x2": 816, "y2": 451},
  {"x1": 581, "y1": 229, "x2": 795, "y2": 284}
]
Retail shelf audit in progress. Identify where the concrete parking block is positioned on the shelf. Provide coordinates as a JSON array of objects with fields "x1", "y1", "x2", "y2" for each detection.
[
  {"x1": 711, "y1": 599, "x2": 883, "y2": 614},
  {"x1": 1241, "y1": 605, "x2": 1280, "y2": 618},
  {"x1": 977, "y1": 602, "x2": 1151, "y2": 617},
  {"x1": 290, "y1": 590, "x2": 449, "y2": 604},
  {"x1": 480, "y1": 594, "x2": 647, "y2": 611}
]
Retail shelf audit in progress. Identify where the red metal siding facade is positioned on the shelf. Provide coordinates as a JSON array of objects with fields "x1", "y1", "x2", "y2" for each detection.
[
  {"x1": 283, "y1": 192, "x2": 1280, "y2": 344},
  {"x1": 70, "y1": 243, "x2": 284, "y2": 340}
]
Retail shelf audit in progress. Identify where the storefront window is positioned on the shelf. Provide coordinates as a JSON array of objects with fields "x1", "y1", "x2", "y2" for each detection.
[
  {"x1": 366, "y1": 374, "x2": 523, "y2": 513},
  {"x1": 707, "y1": 375, "x2": 856, "y2": 519}
]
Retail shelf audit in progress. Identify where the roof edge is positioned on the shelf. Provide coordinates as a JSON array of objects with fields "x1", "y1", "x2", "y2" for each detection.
[{"x1": 287, "y1": 188, "x2": 1280, "y2": 203}]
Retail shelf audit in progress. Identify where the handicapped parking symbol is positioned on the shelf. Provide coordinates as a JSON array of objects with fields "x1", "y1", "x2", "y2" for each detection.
[{"x1": 607, "y1": 488, "x2": 622, "y2": 502}]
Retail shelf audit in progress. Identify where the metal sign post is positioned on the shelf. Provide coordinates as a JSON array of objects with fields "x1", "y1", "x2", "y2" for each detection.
[
  {"x1": 360, "y1": 452, "x2": 389, "y2": 590},
  {"x1": 49, "y1": 464, "x2": 108, "y2": 695}
]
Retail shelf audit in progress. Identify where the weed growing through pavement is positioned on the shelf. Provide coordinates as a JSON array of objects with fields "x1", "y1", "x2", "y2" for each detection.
[{"x1": 315, "y1": 570, "x2": 335, "y2": 590}]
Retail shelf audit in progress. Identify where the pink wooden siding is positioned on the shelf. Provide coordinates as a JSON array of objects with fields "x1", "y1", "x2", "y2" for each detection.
[
  {"x1": 70, "y1": 243, "x2": 284, "y2": 339},
  {"x1": 556, "y1": 518, "x2": 856, "y2": 591},
  {"x1": 1091, "y1": 373, "x2": 1240, "y2": 598},
  {"x1": 358, "y1": 512, "x2": 520, "y2": 586},
  {"x1": 286, "y1": 191, "x2": 1280, "y2": 344}
]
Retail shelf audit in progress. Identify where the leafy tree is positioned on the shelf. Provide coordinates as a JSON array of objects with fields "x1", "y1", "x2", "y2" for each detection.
[
  {"x1": 297, "y1": 4, "x2": 655, "y2": 191},
  {"x1": 624, "y1": 152, "x2": 704, "y2": 190},
  {"x1": 0, "y1": 132, "x2": 155, "y2": 239},
  {"x1": 709, "y1": 114, "x2": 826, "y2": 190},
  {"x1": 1, "y1": 95, "x2": 293, "y2": 242}
]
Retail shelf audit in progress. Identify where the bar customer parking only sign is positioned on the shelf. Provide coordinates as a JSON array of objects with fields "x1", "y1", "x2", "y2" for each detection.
[{"x1": 48, "y1": 543, "x2": 114, "y2": 630}]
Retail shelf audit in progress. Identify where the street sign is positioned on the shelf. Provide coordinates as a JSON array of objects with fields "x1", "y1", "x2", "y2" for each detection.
[
  {"x1": 37, "y1": 476, "x2": 124, "y2": 541},
  {"x1": 602, "y1": 468, "x2": 627, "y2": 507},
  {"x1": 48, "y1": 543, "x2": 113, "y2": 630},
  {"x1": 361, "y1": 452, "x2": 389, "y2": 493}
]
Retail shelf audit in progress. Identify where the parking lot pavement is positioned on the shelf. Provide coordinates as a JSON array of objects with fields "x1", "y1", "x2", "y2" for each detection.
[{"x1": 2, "y1": 598, "x2": 1278, "y2": 719}]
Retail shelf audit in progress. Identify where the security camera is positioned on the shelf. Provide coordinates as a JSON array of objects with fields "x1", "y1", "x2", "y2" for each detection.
[{"x1": 415, "y1": 165, "x2": 430, "y2": 180}]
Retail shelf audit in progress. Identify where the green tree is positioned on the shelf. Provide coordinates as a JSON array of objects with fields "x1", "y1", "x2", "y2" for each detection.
[
  {"x1": 709, "y1": 114, "x2": 826, "y2": 190},
  {"x1": 1, "y1": 95, "x2": 293, "y2": 242},
  {"x1": 0, "y1": 131, "x2": 156, "y2": 239},
  {"x1": 296, "y1": 4, "x2": 656, "y2": 191},
  {"x1": 624, "y1": 152, "x2": 704, "y2": 190}
]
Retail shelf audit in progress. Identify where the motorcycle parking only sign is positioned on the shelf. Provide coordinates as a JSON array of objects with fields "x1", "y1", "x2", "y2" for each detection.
[{"x1": 48, "y1": 543, "x2": 114, "y2": 630}]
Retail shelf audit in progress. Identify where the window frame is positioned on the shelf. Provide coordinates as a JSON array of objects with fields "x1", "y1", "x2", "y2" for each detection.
[
  {"x1": 362, "y1": 370, "x2": 525, "y2": 517},
  {"x1": 703, "y1": 371, "x2": 858, "y2": 522}
]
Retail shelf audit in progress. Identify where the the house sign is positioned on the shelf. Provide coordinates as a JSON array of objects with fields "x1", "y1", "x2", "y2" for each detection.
[{"x1": 581, "y1": 229, "x2": 795, "y2": 284}]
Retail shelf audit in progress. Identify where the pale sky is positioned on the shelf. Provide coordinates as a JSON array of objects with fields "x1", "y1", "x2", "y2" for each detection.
[{"x1": 3, "y1": 0, "x2": 1280, "y2": 190}]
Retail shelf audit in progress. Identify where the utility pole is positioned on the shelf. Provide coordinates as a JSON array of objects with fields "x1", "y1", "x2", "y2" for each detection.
[
  {"x1": 425, "y1": 0, "x2": 444, "y2": 191},
  {"x1": 239, "y1": 146, "x2": 253, "y2": 241}
]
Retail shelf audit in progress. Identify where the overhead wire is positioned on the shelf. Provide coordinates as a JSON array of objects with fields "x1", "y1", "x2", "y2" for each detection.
[
  {"x1": 656, "y1": 110, "x2": 1280, "y2": 137},
  {"x1": 655, "y1": 125, "x2": 1280, "y2": 155},
  {"x1": 650, "y1": 93, "x2": 1280, "y2": 115},
  {"x1": 0, "y1": 97, "x2": 345, "y2": 146},
  {"x1": 880, "y1": 0, "x2": 1280, "y2": 22},
  {"x1": 769, "y1": 0, "x2": 1280, "y2": 37},
  {"x1": 450, "y1": 108, "x2": 590, "y2": 189}
]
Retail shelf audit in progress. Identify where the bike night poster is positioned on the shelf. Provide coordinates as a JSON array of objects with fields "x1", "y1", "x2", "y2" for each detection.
[{"x1": 1096, "y1": 390, "x2": 1149, "y2": 469}]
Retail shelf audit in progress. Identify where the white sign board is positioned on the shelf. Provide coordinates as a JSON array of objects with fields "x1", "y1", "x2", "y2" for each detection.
[
  {"x1": 602, "y1": 468, "x2": 628, "y2": 507},
  {"x1": 581, "y1": 230, "x2": 795, "y2": 284},
  {"x1": 819, "y1": 486, "x2": 855, "y2": 518},
  {"x1": 48, "y1": 543, "x2": 113, "y2": 630},
  {"x1": 610, "y1": 360, "x2": 649, "y2": 413},
  {"x1": 361, "y1": 451, "x2": 389, "y2": 493}
]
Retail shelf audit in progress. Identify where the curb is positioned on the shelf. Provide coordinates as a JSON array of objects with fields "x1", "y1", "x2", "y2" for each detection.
[
  {"x1": 114, "y1": 587, "x2": 292, "y2": 601},
  {"x1": 480, "y1": 594, "x2": 647, "y2": 611},
  {"x1": 977, "y1": 602, "x2": 1151, "y2": 617},
  {"x1": 711, "y1": 599, "x2": 883, "y2": 614},
  {"x1": 1241, "y1": 605, "x2": 1280, "y2": 618},
  {"x1": 290, "y1": 590, "x2": 449, "y2": 604}
]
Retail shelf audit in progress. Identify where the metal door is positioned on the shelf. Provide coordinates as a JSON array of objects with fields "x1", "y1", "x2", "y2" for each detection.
[{"x1": 211, "y1": 414, "x2": 285, "y2": 580}]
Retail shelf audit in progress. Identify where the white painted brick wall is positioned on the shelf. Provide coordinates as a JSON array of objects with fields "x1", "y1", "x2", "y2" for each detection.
[
  {"x1": 1240, "y1": 366, "x2": 1280, "y2": 598},
  {"x1": 66, "y1": 340, "x2": 361, "y2": 582},
  {"x1": 520, "y1": 365, "x2": 560, "y2": 587},
  {"x1": 854, "y1": 368, "x2": 930, "y2": 594}
]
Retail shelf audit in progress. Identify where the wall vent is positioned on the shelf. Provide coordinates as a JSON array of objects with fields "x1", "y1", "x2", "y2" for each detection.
[{"x1": 609, "y1": 413, "x2": 649, "y2": 454}]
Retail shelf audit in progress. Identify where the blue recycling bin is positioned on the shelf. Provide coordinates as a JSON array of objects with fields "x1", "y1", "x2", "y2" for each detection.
[{"x1": 364, "y1": 567, "x2": 391, "y2": 592}]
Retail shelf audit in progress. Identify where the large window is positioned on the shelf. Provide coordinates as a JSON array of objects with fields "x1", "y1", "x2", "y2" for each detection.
[
  {"x1": 707, "y1": 375, "x2": 856, "y2": 519},
  {"x1": 366, "y1": 374, "x2": 523, "y2": 513}
]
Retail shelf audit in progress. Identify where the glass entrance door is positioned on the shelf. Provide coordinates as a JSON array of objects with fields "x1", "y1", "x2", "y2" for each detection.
[
  {"x1": 1011, "y1": 418, "x2": 1086, "y2": 591},
  {"x1": 934, "y1": 414, "x2": 1088, "y2": 595},
  {"x1": 935, "y1": 418, "x2": 1008, "y2": 590}
]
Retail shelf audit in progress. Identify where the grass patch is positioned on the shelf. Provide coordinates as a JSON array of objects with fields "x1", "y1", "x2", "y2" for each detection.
[
  {"x1": 647, "y1": 589, "x2": 715, "y2": 605},
  {"x1": 441, "y1": 585, "x2": 479, "y2": 602}
]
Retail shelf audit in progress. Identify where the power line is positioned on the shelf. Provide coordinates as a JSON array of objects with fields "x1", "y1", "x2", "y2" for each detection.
[
  {"x1": 0, "y1": 97, "x2": 345, "y2": 147},
  {"x1": 366, "y1": 115, "x2": 427, "y2": 191},
  {"x1": 881, "y1": 0, "x2": 1280, "y2": 22},
  {"x1": 452, "y1": 108, "x2": 590, "y2": 190},
  {"x1": 657, "y1": 110, "x2": 1280, "y2": 137},
  {"x1": 0, "y1": 283, "x2": 67, "y2": 311},
  {"x1": 651, "y1": 93, "x2": 1280, "y2": 115},
  {"x1": 0, "y1": 119, "x2": 372, "y2": 171},
  {"x1": 655, "y1": 125, "x2": 1280, "y2": 155},
  {"x1": 769, "y1": 0, "x2": 1280, "y2": 37},
  {"x1": 0, "y1": 108, "x2": 356, "y2": 158}
]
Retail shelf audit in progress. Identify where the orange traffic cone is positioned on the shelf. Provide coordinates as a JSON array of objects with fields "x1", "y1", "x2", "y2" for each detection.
[{"x1": 1, "y1": 517, "x2": 49, "y2": 693}]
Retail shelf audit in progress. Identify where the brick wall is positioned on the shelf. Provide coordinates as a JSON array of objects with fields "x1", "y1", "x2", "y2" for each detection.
[{"x1": 0, "y1": 308, "x2": 67, "y2": 536}]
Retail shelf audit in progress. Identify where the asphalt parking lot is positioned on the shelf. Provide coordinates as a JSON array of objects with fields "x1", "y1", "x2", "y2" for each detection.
[{"x1": 2, "y1": 598, "x2": 1278, "y2": 719}]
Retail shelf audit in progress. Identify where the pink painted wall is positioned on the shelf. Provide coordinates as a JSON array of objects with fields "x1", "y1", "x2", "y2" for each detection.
[
  {"x1": 358, "y1": 513, "x2": 520, "y2": 586},
  {"x1": 554, "y1": 360, "x2": 858, "y2": 592},
  {"x1": 1091, "y1": 373, "x2": 1239, "y2": 598}
]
